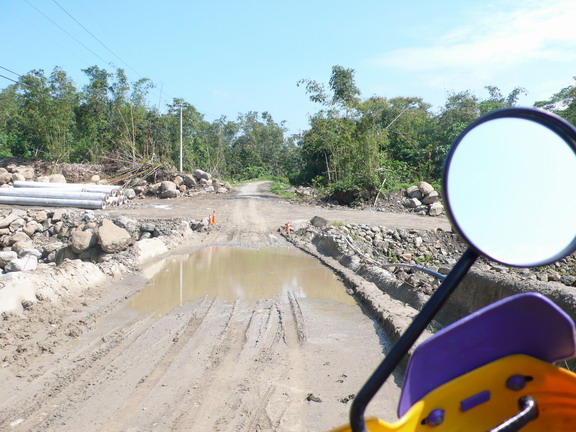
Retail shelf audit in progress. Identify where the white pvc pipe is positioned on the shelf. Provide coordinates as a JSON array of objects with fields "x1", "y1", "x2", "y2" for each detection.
[
  {"x1": 108, "y1": 196, "x2": 119, "y2": 207},
  {"x1": 0, "y1": 196, "x2": 105, "y2": 209},
  {"x1": 0, "y1": 187, "x2": 109, "y2": 201},
  {"x1": 13, "y1": 181, "x2": 122, "y2": 195}
]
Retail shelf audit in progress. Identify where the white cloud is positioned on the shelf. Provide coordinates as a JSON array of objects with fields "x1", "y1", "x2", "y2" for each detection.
[{"x1": 372, "y1": 1, "x2": 576, "y2": 89}]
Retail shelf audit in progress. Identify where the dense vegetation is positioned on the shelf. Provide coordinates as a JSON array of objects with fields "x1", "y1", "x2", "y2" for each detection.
[
  {"x1": 0, "y1": 66, "x2": 297, "y2": 181},
  {"x1": 1, "y1": 65, "x2": 575, "y2": 202}
]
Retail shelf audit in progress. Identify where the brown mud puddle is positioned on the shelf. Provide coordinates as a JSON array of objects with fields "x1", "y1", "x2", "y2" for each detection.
[{"x1": 130, "y1": 246, "x2": 356, "y2": 316}]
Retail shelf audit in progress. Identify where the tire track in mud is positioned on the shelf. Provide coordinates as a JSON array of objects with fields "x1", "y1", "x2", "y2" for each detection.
[
  {"x1": 287, "y1": 290, "x2": 307, "y2": 346},
  {"x1": 99, "y1": 297, "x2": 215, "y2": 430},
  {"x1": 168, "y1": 299, "x2": 252, "y2": 430},
  {"x1": 167, "y1": 298, "x2": 302, "y2": 432},
  {"x1": 4, "y1": 299, "x2": 213, "y2": 431},
  {"x1": 0, "y1": 311, "x2": 155, "y2": 430}
]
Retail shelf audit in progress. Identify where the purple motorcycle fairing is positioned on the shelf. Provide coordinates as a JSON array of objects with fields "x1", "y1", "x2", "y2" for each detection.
[{"x1": 398, "y1": 292, "x2": 576, "y2": 417}]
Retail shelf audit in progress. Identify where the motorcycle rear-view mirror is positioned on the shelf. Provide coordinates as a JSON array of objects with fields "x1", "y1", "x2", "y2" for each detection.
[{"x1": 444, "y1": 107, "x2": 576, "y2": 267}]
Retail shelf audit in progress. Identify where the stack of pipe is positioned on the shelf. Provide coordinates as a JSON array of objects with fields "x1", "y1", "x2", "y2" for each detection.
[{"x1": 0, "y1": 181, "x2": 127, "y2": 210}]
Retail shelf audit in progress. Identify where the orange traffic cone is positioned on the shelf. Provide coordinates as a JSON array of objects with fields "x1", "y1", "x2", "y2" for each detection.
[{"x1": 211, "y1": 211, "x2": 216, "y2": 225}]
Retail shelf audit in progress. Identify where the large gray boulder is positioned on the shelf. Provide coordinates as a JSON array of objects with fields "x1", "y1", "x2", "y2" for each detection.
[
  {"x1": 422, "y1": 191, "x2": 439, "y2": 205},
  {"x1": 428, "y1": 201, "x2": 445, "y2": 216},
  {"x1": 18, "y1": 248, "x2": 42, "y2": 259},
  {"x1": 182, "y1": 174, "x2": 197, "y2": 188},
  {"x1": 5, "y1": 255, "x2": 38, "y2": 272},
  {"x1": 0, "y1": 211, "x2": 26, "y2": 229},
  {"x1": 14, "y1": 166, "x2": 35, "y2": 180},
  {"x1": 160, "y1": 189, "x2": 179, "y2": 199},
  {"x1": 8, "y1": 217, "x2": 26, "y2": 232},
  {"x1": 159, "y1": 181, "x2": 179, "y2": 198},
  {"x1": 71, "y1": 228, "x2": 98, "y2": 254},
  {"x1": 51, "y1": 209, "x2": 65, "y2": 222},
  {"x1": 160, "y1": 181, "x2": 176, "y2": 192},
  {"x1": 194, "y1": 169, "x2": 211, "y2": 181},
  {"x1": 0, "y1": 251, "x2": 18, "y2": 268},
  {"x1": 124, "y1": 188, "x2": 136, "y2": 200},
  {"x1": 113, "y1": 216, "x2": 139, "y2": 235},
  {"x1": 133, "y1": 238, "x2": 168, "y2": 263},
  {"x1": 418, "y1": 181, "x2": 434, "y2": 196},
  {"x1": 0, "y1": 173, "x2": 12, "y2": 185},
  {"x1": 23, "y1": 220, "x2": 42, "y2": 237},
  {"x1": 406, "y1": 185, "x2": 423, "y2": 199},
  {"x1": 310, "y1": 216, "x2": 329, "y2": 229},
  {"x1": 48, "y1": 173, "x2": 66, "y2": 183},
  {"x1": 11, "y1": 173, "x2": 25, "y2": 182},
  {"x1": 403, "y1": 198, "x2": 422, "y2": 209},
  {"x1": 97, "y1": 219, "x2": 131, "y2": 253}
]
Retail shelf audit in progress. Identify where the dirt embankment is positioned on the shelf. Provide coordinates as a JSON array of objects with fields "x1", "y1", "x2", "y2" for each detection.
[{"x1": 283, "y1": 220, "x2": 576, "y2": 330}]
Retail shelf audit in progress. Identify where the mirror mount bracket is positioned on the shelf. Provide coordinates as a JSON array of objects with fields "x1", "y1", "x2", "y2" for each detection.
[{"x1": 350, "y1": 247, "x2": 479, "y2": 432}]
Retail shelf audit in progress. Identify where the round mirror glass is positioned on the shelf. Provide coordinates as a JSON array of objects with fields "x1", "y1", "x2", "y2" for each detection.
[{"x1": 444, "y1": 110, "x2": 576, "y2": 267}]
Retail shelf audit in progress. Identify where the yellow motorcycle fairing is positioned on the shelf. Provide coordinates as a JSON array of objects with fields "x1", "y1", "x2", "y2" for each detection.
[{"x1": 331, "y1": 354, "x2": 576, "y2": 432}]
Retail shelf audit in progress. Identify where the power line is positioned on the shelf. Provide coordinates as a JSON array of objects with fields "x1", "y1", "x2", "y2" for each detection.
[
  {"x1": 48, "y1": 1, "x2": 178, "y2": 109},
  {"x1": 51, "y1": 0, "x2": 143, "y2": 79},
  {"x1": 0, "y1": 74, "x2": 18, "y2": 84},
  {"x1": 0, "y1": 2, "x2": 95, "y2": 70},
  {"x1": 24, "y1": 0, "x2": 112, "y2": 67},
  {"x1": 0, "y1": 66, "x2": 21, "y2": 77},
  {"x1": 15, "y1": 2, "x2": 194, "y2": 116}
]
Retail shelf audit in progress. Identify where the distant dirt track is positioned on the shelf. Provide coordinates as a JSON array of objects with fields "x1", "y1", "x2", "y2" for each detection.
[{"x1": 0, "y1": 182, "x2": 451, "y2": 431}]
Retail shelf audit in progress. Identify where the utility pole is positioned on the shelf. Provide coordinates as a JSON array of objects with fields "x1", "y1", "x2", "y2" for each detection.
[{"x1": 177, "y1": 103, "x2": 184, "y2": 172}]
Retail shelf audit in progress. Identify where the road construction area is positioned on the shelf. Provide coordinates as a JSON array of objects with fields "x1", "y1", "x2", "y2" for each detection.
[{"x1": 0, "y1": 181, "x2": 451, "y2": 431}]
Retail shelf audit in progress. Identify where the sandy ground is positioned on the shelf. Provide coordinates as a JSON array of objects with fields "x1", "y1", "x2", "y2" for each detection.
[{"x1": 0, "y1": 182, "x2": 452, "y2": 432}]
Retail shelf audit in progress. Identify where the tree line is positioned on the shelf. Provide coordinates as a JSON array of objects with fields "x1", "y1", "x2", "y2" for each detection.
[
  {"x1": 1, "y1": 65, "x2": 575, "y2": 202},
  {"x1": 0, "y1": 66, "x2": 298, "y2": 181},
  {"x1": 296, "y1": 66, "x2": 576, "y2": 203}
]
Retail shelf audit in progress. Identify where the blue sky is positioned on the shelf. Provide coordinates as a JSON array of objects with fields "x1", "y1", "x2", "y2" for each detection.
[{"x1": 2, "y1": 0, "x2": 576, "y2": 134}]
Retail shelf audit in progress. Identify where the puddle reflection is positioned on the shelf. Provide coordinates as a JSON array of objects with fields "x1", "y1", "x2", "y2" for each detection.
[{"x1": 130, "y1": 246, "x2": 356, "y2": 316}]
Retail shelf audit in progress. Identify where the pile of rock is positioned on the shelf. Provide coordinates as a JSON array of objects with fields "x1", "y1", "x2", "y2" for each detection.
[
  {"x1": 0, "y1": 209, "x2": 210, "y2": 274},
  {"x1": 323, "y1": 222, "x2": 462, "y2": 270},
  {"x1": 403, "y1": 181, "x2": 444, "y2": 216},
  {"x1": 0, "y1": 165, "x2": 48, "y2": 185},
  {"x1": 0, "y1": 163, "x2": 232, "y2": 201},
  {"x1": 130, "y1": 169, "x2": 232, "y2": 199},
  {"x1": 291, "y1": 217, "x2": 576, "y2": 289}
]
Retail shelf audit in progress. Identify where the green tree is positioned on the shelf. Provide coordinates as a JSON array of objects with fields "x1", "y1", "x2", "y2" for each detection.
[
  {"x1": 479, "y1": 85, "x2": 527, "y2": 115},
  {"x1": 45, "y1": 67, "x2": 78, "y2": 161},
  {"x1": 227, "y1": 111, "x2": 287, "y2": 179},
  {"x1": 203, "y1": 116, "x2": 239, "y2": 178},
  {"x1": 534, "y1": 77, "x2": 576, "y2": 125},
  {"x1": 75, "y1": 65, "x2": 113, "y2": 161},
  {"x1": 298, "y1": 66, "x2": 408, "y2": 201},
  {"x1": 0, "y1": 83, "x2": 20, "y2": 157}
]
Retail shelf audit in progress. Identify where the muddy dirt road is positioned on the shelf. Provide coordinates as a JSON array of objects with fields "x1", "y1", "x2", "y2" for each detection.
[{"x1": 0, "y1": 182, "x2": 451, "y2": 431}]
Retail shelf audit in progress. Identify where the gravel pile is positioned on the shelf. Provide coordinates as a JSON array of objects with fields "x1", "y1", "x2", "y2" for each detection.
[
  {"x1": 294, "y1": 218, "x2": 576, "y2": 293},
  {"x1": 0, "y1": 209, "x2": 211, "y2": 275}
]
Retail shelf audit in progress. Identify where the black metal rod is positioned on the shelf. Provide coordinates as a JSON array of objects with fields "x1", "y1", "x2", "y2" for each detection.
[
  {"x1": 489, "y1": 396, "x2": 538, "y2": 432},
  {"x1": 350, "y1": 247, "x2": 479, "y2": 432}
]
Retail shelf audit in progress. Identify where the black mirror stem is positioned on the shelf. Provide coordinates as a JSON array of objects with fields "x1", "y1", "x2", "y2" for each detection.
[{"x1": 350, "y1": 247, "x2": 479, "y2": 432}]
